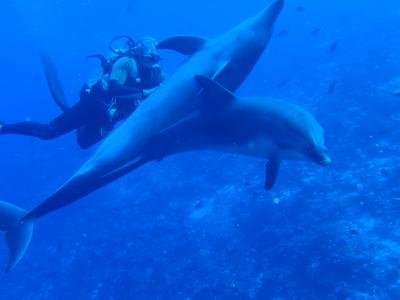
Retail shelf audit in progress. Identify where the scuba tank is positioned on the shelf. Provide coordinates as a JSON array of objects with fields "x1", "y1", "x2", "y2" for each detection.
[{"x1": 86, "y1": 35, "x2": 137, "y2": 76}]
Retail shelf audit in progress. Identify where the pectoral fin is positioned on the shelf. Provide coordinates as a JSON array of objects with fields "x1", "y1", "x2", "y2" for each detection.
[
  {"x1": 194, "y1": 75, "x2": 236, "y2": 108},
  {"x1": 264, "y1": 159, "x2": 281, "y2": 190}
]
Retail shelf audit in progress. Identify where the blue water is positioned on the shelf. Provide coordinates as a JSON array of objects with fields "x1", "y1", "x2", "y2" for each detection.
[{"x1": 1, "y1": 0, "x2": 399, "y2": 299}]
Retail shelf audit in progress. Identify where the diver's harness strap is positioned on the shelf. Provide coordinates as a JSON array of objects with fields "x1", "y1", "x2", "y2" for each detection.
[
  {"x1": 106, "y1": 91, "x2": 144, "y2": 123},
  {"x1": 106, "y1": 97, "x2": 118, "y2": 122}
]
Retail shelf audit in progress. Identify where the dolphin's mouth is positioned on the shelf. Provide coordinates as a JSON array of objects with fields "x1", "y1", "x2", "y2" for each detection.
[
  {"x1": 317, "y1": 156, "x2": 332, "y2": 166},
  {"x1": 311, "y1": 146, "x2": 331, "y2": 166}
]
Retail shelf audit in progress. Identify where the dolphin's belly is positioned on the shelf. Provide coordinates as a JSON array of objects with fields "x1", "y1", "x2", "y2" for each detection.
[{"x1": 210, "y1": 135, "x2": 277, "y2": 159}]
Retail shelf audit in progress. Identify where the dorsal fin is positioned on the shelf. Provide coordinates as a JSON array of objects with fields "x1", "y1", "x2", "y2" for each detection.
[
  {"x1": 194, "y1": 75, "x2": 236, "y2": 106},
  {"x1": 157, "y1": 36, "x2": 208, "y2": 55}
]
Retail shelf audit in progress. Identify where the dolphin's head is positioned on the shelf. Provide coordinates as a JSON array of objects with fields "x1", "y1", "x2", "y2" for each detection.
[
  {"x1": 303, "y1": 124, "x2": 331, "y2": 166},
  {"x1": 239, "y1": 97, "x2": 331, "y2": 166},
  {"x1": 289, "y1": 108, "x2": 331, "y2": 166}
]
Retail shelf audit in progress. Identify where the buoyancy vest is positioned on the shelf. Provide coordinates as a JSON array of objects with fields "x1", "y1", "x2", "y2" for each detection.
[
  {"x1": 88, "y1": 53, "x2": 161, "y2": 90},
  {"x1": 89, "y1": 54, "x2": 163, "y2": 121}
]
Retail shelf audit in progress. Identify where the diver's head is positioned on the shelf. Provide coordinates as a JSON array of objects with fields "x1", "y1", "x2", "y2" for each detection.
[{"x1": 134, "y1": 37, "x2": 161, "y2": 67}]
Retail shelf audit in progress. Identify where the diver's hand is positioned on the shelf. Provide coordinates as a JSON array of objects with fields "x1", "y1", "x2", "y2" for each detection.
[{"x1": 100, "y1": 79, "x2": 109, "y2": 91}]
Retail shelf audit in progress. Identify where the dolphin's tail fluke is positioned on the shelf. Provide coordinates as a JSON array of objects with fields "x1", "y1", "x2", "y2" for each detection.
[{"x1": 0, "y1": 201, "x2": 34, "y2": 272}]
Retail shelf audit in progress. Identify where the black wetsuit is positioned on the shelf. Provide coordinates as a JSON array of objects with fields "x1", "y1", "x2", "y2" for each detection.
[
  {"x1": 1, "y1": 59, "x2": 163, "y2": 149},
  {"x1": 1, "y1": 88, "x2": 111, "y2": 149}
]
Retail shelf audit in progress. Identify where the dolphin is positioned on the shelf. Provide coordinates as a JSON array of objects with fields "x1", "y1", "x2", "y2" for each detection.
[
  {"x1": 0, "y1": 0, "x2": 284, "y2": 272},
  {"x1": 110, "y1": 75, "x2": 331, "y2": 189}
]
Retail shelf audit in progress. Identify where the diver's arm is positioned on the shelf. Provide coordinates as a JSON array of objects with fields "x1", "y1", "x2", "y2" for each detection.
[
  {"x1": 107, "y1": 80, "x2": 143, "y2": 97},
  {"x1": 152, "y1": 64, "x2": 167, "y2": 84},
  {"x1": 86, "y1": 66, "x2": 104, "y2": 89},
  {"x1": 106, "y1": 56, "x2": 143, "y2": 97},
  {"x1": 140, "y1": 64, "x2": 165, "y2": 98}
]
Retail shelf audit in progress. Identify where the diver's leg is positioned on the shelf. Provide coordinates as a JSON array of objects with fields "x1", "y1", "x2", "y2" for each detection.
[
  {"x1": 0, "y1": 101, "x2": 87, "y2": 140},
  {"x1": 74, "y1": 95, "x2": 113, "y2": 149},
  {"x1": 0, "y1": 121, "x2": 60, "y2": 140},
  {"x1": 76, "y1": 126, "x2": 106, "y2": 149}
]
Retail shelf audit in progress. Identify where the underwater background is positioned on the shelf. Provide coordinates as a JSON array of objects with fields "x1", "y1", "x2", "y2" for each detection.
[{"x1": 0, "y1": 0, "x2": 399, "y2": 299}]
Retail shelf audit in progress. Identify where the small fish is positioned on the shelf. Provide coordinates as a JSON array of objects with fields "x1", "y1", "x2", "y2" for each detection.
[
  {"x1": 277, "y1": 28, "x2": 290, "y2": 38},
  {"x1": 329, "y1": 40, "x2": 339, "y2": 54},
  {"x1": 349, "y1": 229, "x2": 359, "y2": 235},
  {"x1": 277, "y1": 77, "x2": 292, "y2": 88},
  {"x1": 310, "y1": 27, "x2": 322, "y2": 36},
  {"x1": 380, "y1": 169, "x2": 390, "y2": 177},
  {"x1": 194, "y1": 200, "x2": 204, "y2": 209},
  {"x1": 327, "y1": 80, "x2": 337, "y2": 95},
  {"x1": 295, "y1": 6, "x2": 306, "y2": 12},
  {"x1": 126, "y1": 0, "x2": 135, "y2": 14}
]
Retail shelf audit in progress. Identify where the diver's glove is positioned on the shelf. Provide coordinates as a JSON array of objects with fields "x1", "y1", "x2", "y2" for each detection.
[{"x1": 79, "y1": 84, "x2": 91, "y2": 99}]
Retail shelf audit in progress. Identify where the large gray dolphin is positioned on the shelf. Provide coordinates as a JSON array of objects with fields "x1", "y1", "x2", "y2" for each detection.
[
  {"x1": 142, "y1": 76, "x2": 331, "y2": 189},
  {"x1": 0, "y1": 0, "x2": 284, "y2": 272},
  {"x1": 101, "y1": 75, "x2": 331, "y2": 189}
]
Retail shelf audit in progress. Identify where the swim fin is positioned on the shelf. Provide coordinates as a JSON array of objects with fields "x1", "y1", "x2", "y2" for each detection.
[{"x1": 40, "y1": 51, "x2": 70, "y2": 112}]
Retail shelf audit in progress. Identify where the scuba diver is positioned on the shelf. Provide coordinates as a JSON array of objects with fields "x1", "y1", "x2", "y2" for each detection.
[{"x1": 0, "y1": 36, "x2": 165, "y2": 149}]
